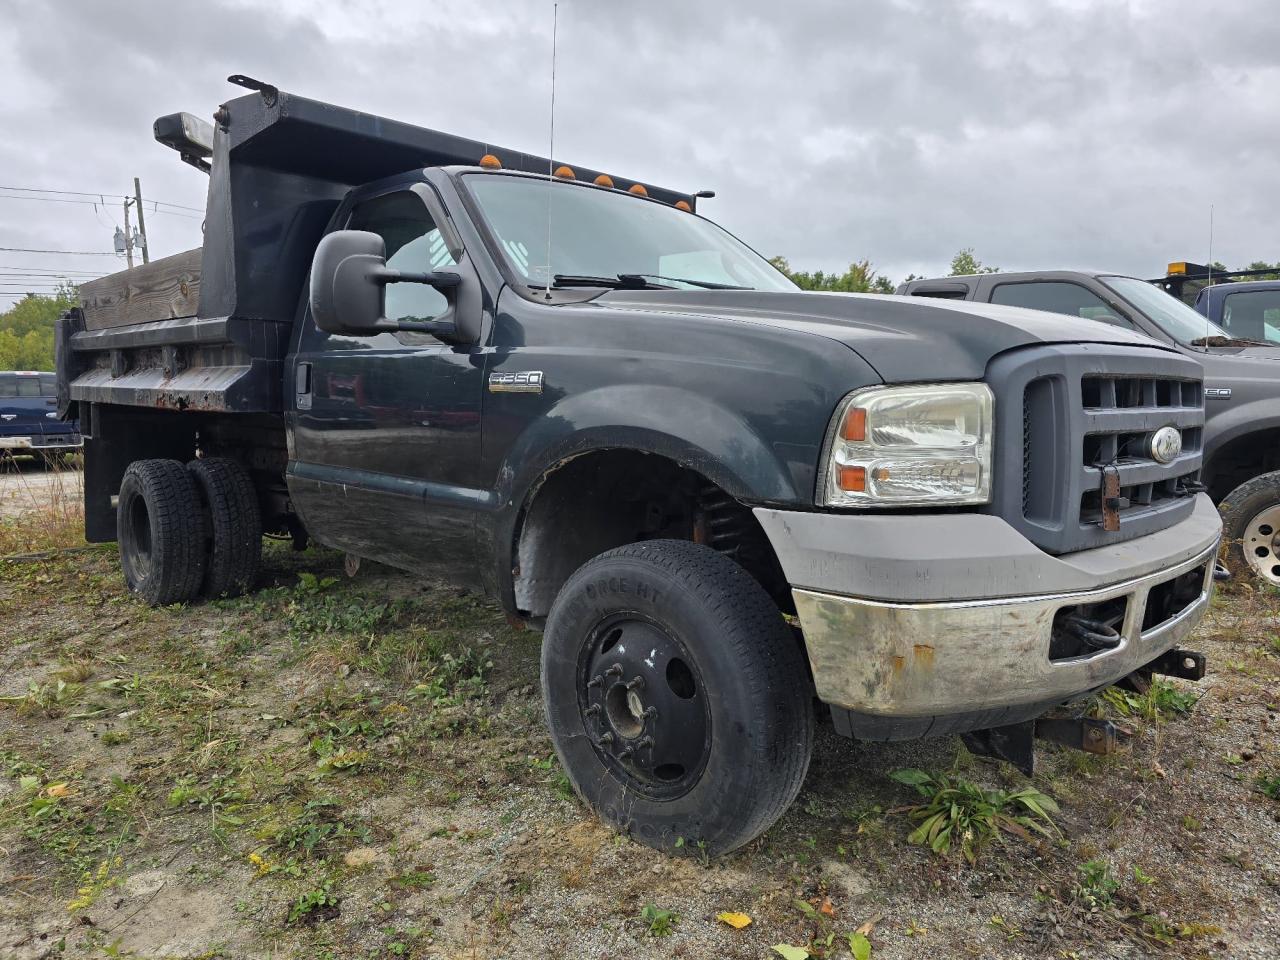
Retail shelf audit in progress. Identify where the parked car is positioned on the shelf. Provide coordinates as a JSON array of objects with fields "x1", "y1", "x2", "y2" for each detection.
[
  {"x1": 57, "y1": 79, "x2": 1220, "y2": 856},
  {"x1": 0, "y1": 370, "x2": 82, "y2": 458},
  {"x1": 897, "y1": 269, "x2": 1280, "y2": 585},
  {"x1": 1195, "y1": 279, "x2": 1280, "y2": 345}
]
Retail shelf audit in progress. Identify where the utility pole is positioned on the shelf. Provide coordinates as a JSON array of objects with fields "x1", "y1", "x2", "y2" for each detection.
[
  {"x1": 133, "y1": 177, "x2": 150, "y2": 264},
  {"x1": 122, "y1": 197, "x2": 134, "y2": 269}
]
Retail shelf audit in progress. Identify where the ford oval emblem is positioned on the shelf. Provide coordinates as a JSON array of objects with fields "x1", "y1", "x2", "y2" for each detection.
[{"x1": 1150, "y1": 426, "x2": 1182, "y2": 464}]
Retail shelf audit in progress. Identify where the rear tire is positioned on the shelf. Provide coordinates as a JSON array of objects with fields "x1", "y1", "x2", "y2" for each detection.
[
  {"x1": 187, "y1": 457, "x2": 262, "y2": 598},
  {"x1": 117, "y1": 459, "x2": 205, "y2": 606},
  {"x1": 1220, "y1": 470, "x2": 1280, "y2": 586},
  {"x1": 542, "y1": 539, "x2": 813, "y2": 857}
]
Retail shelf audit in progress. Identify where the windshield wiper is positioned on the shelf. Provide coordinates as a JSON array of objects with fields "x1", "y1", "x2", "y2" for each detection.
[
  {"x1": 620, "y1": 273, "x2": 752, "y2": 290},
  {"x1": 539, "y1": 274, "x2": 673, "y2": 290},
  {"x1": 1188, "y1": 335, "x2": 1268, "y2": 347}
]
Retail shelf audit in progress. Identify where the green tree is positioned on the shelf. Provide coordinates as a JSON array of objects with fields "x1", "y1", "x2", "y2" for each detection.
[
  {"x1": 949, "y1": 248, "x2": 999, "y2": 276},
  {"x1": 1244, "y1": 260, "x2": 1280, "y2": 280},
  {"x1": 769, "y1": 256, "x2": 895, "y2": 294},
  {"x1": 0, "y1": 285, "x2": 78, "y2": 370}
]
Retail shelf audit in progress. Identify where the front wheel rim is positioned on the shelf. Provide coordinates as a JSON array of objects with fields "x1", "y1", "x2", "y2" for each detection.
[
  {"x1": 1243, "y1": 503, "x2": 1280, "y2": 585},
  {"x1": 577, "y1": 614, "x2": 711, "y2": 801}
]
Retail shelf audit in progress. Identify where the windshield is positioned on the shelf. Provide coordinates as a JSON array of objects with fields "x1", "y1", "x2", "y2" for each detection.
[
  {"x1": 464, "y1": 174, "x2": 796, "y2": 292},
  {"x1": 1222, "y1": 289, "x2": 1280, "y2": 344},
  {"x1": 1101, "y1": 276, "x2": 1230, "y2": 344}
]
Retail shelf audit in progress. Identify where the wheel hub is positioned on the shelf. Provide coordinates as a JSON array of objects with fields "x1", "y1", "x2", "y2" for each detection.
[
  {"x1": 578, "y1": 616, "x2": 710, "y2": 799},
  {"x1": 1244, "y1": 504, "x2": 1280, "y2": 585}
]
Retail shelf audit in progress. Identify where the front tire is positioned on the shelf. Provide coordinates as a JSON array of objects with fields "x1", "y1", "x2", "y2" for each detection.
[
  {"x1": 1220, "y1": 470, "x2": 1280, "y2": 586},
  {"x1": 542, "y1": 539, "x2": 813, "y2": 857},
  {"x1": 117, "y1": 459, "x2": 206, "y2": 606}
]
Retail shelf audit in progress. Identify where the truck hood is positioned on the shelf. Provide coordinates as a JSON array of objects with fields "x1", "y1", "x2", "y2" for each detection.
[{"x1": 595, "y1": 289, "x2": 1174, "y2": 381}]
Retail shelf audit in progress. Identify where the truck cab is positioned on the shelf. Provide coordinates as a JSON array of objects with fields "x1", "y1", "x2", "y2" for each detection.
[
  {"x1": 57, "y1": 79, "x2": 1220, "y2": 857},
  {"x1": 1195, "y1": 280, "x2": 1280, "y2": 345},
  {"x1": 0, "y1": 371, "x2": 82, "y2": 457},
  {"x1": 899, "y1": 268, "x2": 1280, "y2": 585}
]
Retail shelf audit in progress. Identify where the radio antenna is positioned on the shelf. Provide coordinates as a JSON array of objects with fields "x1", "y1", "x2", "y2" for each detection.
[
  {"x1": 1205, "y1": 203, "x2": 1214, "y2": 348},
  {"x1": 543, "y1": 2, "x2": 559, "y2": 301}
]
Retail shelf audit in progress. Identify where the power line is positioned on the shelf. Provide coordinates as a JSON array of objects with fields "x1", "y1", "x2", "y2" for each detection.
[
  {"x1": 0, "y1": 185, "x2": 203, "y2": 213},
  {"x1": 0, "y1": 194, "x2": 201, "y2": 220},
  {"x1": 0, "y1": 246, "x2": 119, "y2": 256}
]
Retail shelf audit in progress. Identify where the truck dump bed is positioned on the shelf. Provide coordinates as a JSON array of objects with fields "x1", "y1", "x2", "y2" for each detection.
[{"x1": 61, "y1": 81, "x2": 696, "y2": 417}]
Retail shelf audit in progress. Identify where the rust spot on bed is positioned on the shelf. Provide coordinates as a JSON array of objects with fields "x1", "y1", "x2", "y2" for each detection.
[
  {"x1": 913, "y1": 644, "x2": 935, "y2": 668},
  {"x1": 891, "y1": 655, "x2": 905, "y2": 674}
]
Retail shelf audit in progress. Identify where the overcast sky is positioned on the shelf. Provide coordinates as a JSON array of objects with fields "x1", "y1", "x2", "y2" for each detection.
[{"x1": 1, "y1": 0, "x2": 1276, "y2": 304}]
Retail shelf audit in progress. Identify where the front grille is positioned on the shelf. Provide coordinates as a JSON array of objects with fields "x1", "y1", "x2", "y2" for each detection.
[{"x1": 988, "y1": 344, "x2": 1205, "y2": 555}]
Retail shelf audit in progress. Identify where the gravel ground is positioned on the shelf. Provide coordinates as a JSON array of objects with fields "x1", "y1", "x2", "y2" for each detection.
[
  {"x1": 1, "y1": 536, "x2": 1278, "y2": 960},
  {"x1": 0, "y1": 459, "x2": 81, "y2": 521}
]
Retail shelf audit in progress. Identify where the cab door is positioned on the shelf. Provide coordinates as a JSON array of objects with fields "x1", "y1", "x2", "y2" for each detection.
[{"x1": 287, "y1": 184, "x2": 487, "y2": 581}]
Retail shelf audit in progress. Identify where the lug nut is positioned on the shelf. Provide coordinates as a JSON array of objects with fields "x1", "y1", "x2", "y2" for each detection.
[
  {"x1": 636, "y1": 736, "x2": 654, "y2": 749},
  {"x1": 597, "y1": 732, "x2": 614, "y2": 746},
  {"x1": 619, "y1": 746, "x2": 634, "y2": 759},
  {"x1": 605, "y1": 664, "x2": 623, "y2": 678},
  {"x1": 643, "y1": 706, "x2": 657, "y2": 719},
  {"x1": 625, "y1": 676, "x2": 645, "y2": 691},
  {"x1": 586, "y1": 675, "x2": 603, "y2": 689},
  {"x1": 584, "y1": 704, "x2": 601, "y2": 717}
]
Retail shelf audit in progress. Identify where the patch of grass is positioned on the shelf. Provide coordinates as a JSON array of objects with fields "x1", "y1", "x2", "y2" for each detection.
[
  {"x1": 1074, "y1": 858, "x2": 1119, "y2": 909},
  {"x1": 639, "y1": 904, "x2": 678, "y2": 937},
  {"x1": 889, "y1": 768, "x2": 1059, "y2": 864},
  {"x1": 1100, "y1": 677, "x2": 1197, "y2": 722},
  {"x1": 287, "y1": 881, "x2": 340, "y2": 925},
  {"x1": 1255, "y1": 772, "x2": 1280, "y2": 800}
]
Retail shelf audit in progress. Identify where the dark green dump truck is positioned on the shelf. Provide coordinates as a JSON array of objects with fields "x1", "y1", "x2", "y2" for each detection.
[{"x1": 57, "y1": 77, "x2": 1220, "y2": 855}]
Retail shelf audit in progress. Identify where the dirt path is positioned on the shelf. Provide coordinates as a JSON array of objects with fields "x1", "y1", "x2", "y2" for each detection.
[
  {"x1": 0, "y1": 461, "x2": 82, "y2": 521},
  {"x1": 1, "y1": 543, "x2": 1278, "y2": 959}
]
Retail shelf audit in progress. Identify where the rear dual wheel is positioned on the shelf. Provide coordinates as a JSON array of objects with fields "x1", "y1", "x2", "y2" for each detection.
[
  {"x1": 542, "y1": 539, "x2": 814, "y2": 857},
  {"x1": 117, "y1": 457, "x2": 261, "y2": 605}
]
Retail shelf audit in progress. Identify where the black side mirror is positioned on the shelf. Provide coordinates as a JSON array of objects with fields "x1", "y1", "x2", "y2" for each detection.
[{"x1": 309, "y1": 230, "x2": 466, "y2": 340}]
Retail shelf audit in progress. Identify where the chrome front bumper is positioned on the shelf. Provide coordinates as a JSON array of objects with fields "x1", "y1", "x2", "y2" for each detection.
[
  {"x1": 793, "y1": 542, "x2": 1217, "y2": 717},
  {"x1": 0, "y1": 434, "x2": 82, "y2": 450}
]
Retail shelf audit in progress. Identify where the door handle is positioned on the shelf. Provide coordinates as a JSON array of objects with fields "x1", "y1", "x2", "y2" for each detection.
[{"x1": 295, "y1": 361, "x2": 313, "y2": 410}]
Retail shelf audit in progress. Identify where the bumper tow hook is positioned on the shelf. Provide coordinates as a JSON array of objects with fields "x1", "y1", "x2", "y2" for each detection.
[
  {"x1": 1061, "y1": 613, "x2": 1122, "y2": 651},
  {"x1": 962, "y1": 717, "x2": 1126, "y2": 775}
]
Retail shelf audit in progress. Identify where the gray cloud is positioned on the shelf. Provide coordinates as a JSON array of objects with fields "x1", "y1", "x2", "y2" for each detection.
[{"x1": 1, "y1": 0, "x2": 1276, "y2": 303}]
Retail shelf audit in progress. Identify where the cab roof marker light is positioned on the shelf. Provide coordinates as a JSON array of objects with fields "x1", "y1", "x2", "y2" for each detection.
[
  {"x1": 674, "y1": 200, "x2": 692, "y2": 212},
  {"x1": 1168, "y1": 262, "x2": 1187, "y2": 275},
  {"x1": 593, "y1": 174, "x2": 614, "y2": 188},
  {"x1": 628, "y1": 184, "x2": 648, "y2": 196},
  {"x1": 479, "y1": 154, "x2": 502, "y2": 169},
  {"x1": 554, "y1": 165, "x2": 576, "y2": 179}
]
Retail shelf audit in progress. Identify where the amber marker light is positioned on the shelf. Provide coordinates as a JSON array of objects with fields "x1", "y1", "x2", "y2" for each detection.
[
  {"x1": 554, "y1": 165, "x2": 576, "y2": 179},
  {"x1": 628, "y1": 184, "x2": 649, "y2": 196},
  {"x1": 840, "y1": 407, "x2": 867, "y2": 442},
  {"x1": 479, "y1": 154, "x2": 502, "y2": 169},
  {"x1": 593, "y1": 174, "x2": 614, "y2": 188},
  {"x1": 837, "y1": 465, "x2": 866, "y2": 492},
  {"x1": 675, "y1": 200, "x2": 692, "y2": 212}
]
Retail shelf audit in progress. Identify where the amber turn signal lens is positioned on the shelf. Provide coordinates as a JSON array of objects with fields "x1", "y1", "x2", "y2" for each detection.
[
  {"x1": 836, "y1": 465, "x2": 866, "y2": 492},
  {"x1": 479, "y1": 154, "x2": 502, "y2": 169},
  {"x1": 593, "y1": 174, "x2": 615, "y2": 188},
  {"x1": 628, "y1": 184, "x2": 649, "y2": 196},
  {"x1": 554, "y1": 165, "x2": 576, "y2": 179},
  {"x1": 675, "y1": 200, "x2": 692, "y2": 212},
  {"x1": 840, "y1": 407, "x2": 867, "y2": 442}
]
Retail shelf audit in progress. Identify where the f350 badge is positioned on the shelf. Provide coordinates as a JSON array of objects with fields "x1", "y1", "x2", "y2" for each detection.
[{"x1": 488, "y1": 370, "x2": 544, "y2": 394}]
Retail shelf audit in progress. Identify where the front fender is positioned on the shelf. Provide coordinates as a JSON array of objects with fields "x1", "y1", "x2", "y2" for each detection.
[
  {"x1": 495, "y1": 383, "x2": 802, "y2": 515},
  {"x1": 1203, "y1": 399, "x2": 1280, "y2": 473}
]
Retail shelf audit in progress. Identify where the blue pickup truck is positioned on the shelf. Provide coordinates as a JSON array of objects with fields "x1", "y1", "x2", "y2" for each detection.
[
  {"x1": 1194, "y1": 280, "x2": 1280, "y2": 345},
  {"x1": 0, "y1": 371, "x2": 82, "y2": 457}
]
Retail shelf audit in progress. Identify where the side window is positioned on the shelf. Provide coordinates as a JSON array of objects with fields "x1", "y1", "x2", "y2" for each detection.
[
  {"x1": 0, "y1": 377, "x2": 14, "y2": 398},
  {"x1": 17, "y1": 377, "x2": 40, "y2": 398},
  {"x1": 40, "y1": 374, "x2": 56, "y2": 396},
  {"x1": 991, "y1": 281, "x2": 1130, "y2": 327},
  {"x1": 1222, "y1": 291, "x2": 1280, "y2": 343},
  {"x1": 346, "y1": 191, "x2": 457, "y2": 327}
]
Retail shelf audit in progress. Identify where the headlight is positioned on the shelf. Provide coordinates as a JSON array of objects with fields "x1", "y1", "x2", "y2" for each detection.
[{"x1": 819, "y1": 382, "x2": 993, "y2": 507}]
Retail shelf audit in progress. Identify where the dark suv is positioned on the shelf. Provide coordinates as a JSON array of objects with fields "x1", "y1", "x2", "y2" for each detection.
[{"x1": 0, "y1": 371, "x2": 83, "y2": 456}]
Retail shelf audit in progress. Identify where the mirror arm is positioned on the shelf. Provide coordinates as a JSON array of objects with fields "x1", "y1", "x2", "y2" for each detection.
[
  {"x1": 372, "y1": 267, "x2": 462, "y2": 290},
  {"x1": 370, "y1": 318, "x2": 460, "y2": 339}
]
